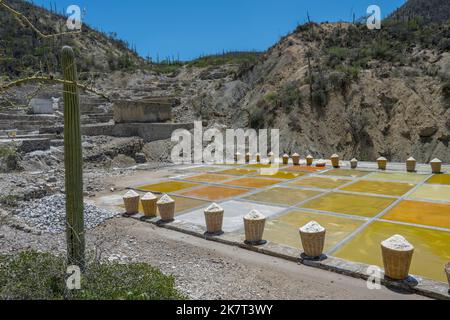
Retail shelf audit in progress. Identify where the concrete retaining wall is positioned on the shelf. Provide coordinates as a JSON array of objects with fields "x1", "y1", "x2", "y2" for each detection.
[
  {"x1": 113, "y1": 99, "x2": 172, "y2": 124},
  {"x1": 41, "y1": 122, "x2": 194, "y2": 143}
]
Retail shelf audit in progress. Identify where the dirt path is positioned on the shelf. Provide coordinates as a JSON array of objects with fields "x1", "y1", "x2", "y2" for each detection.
[{"x1": 0, "y1": 216, "x2": 428, "y2": 300}]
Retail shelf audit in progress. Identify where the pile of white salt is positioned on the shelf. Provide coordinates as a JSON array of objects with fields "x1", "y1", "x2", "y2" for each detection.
[
  {"x1": 205, "y1": 203, "x2": 223, "y2": 214},
  {"x1": 123, "y1": 190, "x2": 139, "y2": 198},
  {"x1": 157, "y1": 194, "x2": 174, "y2": 204},
  {"x1": 300, "y1": 221, "x2": 325, "y2": 233},
  {"x1": 245, "y1": 209, "x2": 265, "y2": 220},
  {"x1": 381, "y1": 235, "x2": 414, "y2": 251},
  {"x1": 142, "y1": 192, "x2": 157, "y2": 200}
]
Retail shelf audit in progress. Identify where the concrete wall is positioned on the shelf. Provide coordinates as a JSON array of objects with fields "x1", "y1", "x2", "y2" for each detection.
[
  {"x1": 113, "y1": 99, "x2": 172, "y2": 124},
  {"x1": 41, "y1": 122, "x2": 194, "y2": 143}
]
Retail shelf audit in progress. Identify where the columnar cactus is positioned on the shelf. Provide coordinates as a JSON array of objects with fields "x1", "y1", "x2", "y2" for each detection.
[{"x1": 61, "y1": 46, "x2": 85, "y2": 268}]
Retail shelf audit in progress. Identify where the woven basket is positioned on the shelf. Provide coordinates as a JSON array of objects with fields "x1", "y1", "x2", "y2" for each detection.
[
  {"x1": 123, "y1": 195, "x2": 140, "y2": 215},
  {"x1": 204, "y1": 210, "x2": 224, "y2": 234},
  {"x1": 406, "y1": 160, "x2": 416, "y2": 172},
  {"x1": 299, "y1": 230, "x2": 326, "y2": 258},
  {"x1": 306, "y1": 156, "x2": 314, "y2": 166},
  {"x1": 141, "y1": 198, "x2": 158, "y2": 217},
  {"x1": 445, "y1": 262, "x2": 450, "y2": 287},
  {"x1": 381, "y1": 245, "x2": 414, "y2": 280},
  {"x1": 350, "y1": 159, "x2": 358, "y2": 169},
  {"x1": 431, "y1": 161, "x2": 442, "y2": 174},
  {"x1": 244, "y1": 218, "x2": 266, "y2": 243},
  {"x1": 378, "y1": 159, "x2": 387, "y2": 170},
  {"x1": 282, "y1": 155, "x2": 289, "y2": 165},
  {"x1": 245, "y1": 154, "x2": 251, "y2": 163},
  {"x1": 331, "y1": 156, "x2": 339, "y2": 168},
  {"x1": 292, "y1": 155, "x2": 300, "y2": 166},
  {"x1": 157, "y1": 202, "x2": 175, "y2": 222}
]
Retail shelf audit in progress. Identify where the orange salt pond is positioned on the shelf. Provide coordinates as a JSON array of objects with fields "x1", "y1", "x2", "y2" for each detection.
[
  {"x1": 300, "y1": 193, "x2": 395, "y2": 218},
  {"x1": 264, "y1": 210, "x2": 364, "y2": 252},
  {"x1": 185, "y1": 173, "x2": 235, "y2": 183},
  {"x1": 334, "y1": 221, "x2": 450, "y2": 282},
  {"x1": 137, "y1": 181, "x2": 199, "y2": 193},
  {"x1": 257, "y1": 170, "x2": 306, "y2": 180},
  {"x1": 382, "y1": 200, "x2": 450, "y2": 229},
  {"x1": 341, "y1": 180, "x2": 415, "y2": 197},
  {"x1": 177, "y1": 185, "x2": 250, "y2": 201},
  {"x1": 285, "y1": 165, "x2": 326, "y2": 172},
  {"x1": 217, "y1": 168, "x2": 257, "y2": 176}
]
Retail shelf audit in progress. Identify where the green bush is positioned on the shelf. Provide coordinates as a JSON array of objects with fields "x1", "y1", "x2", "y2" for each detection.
[
  {"x1": 0, "y1": 251, "x2": 187, "y2": 300},
  {"x1": 280, "y1": 82, "x2": 302, "y2": 111}
]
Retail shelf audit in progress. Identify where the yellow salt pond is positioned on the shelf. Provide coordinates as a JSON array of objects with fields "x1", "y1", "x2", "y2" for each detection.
[
  {"x1": 264, "y1": 210, "x2": 363, "y2": 252},
  {"x1": 223, "y1": 177, "x2": 282, "y2": 189},
  {"x1": 300, "y1": 193, "x2": 395, "y2": 218},
  {"x1": 366, "y1": 172, "x2": 428, "y2": 184},
  {"x1": 426, "y1": 174, "x2": 450, "y2": 186},
  {"x1": 334, "y1": 221, "x2": 450, "y2": 282},
  {"x1": 341, "y1": 180, "x2": 414, "y2": 197},
  {"x1": 244, "y1": 187, "x2": 322, "y2": 206},
  {"x1": 288, "y1": 176, "x2": 350, "y2": 189}
]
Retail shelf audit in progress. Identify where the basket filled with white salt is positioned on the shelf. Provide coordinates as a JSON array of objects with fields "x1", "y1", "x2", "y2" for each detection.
[
  {"x1": 445, "y1": 262, "x2": 450, "y2": 288},
  {"x1": 243, "y1": 210, "x2": 266, "y2": 245},
  {"x1": 157, "y1": 194, "x2": 176, "y2": 222},
  {"x1": 204, "y1": 203, "x2": 224, "y2": 235},
  {"x1": 282, "y1": 154, "x2": 290, "y2": 165},
  {"x1": 141, "y1": 192, "x2": 158, "y2": 218},
  {"x1": 330, "y1": 154, "x2": 340, "y2": 168},
  {"x1": 292, "y1": 153, "x2": 300, "y2": 166},
  {"x1": 306, "y1": 155, "x2": 314, "y2": 166},
  {"x1": 299, "y1": 221, "x2": 326, "y2": 258},
  {"x1": 123, "y1": 190, "x2": 140, "y2": 215},
  {"x1": 381, "y1": 235, "x2": 414, "y2": 280},
  {"x1": 377, "y1": 157, "x2": 388, "y2": 170}
]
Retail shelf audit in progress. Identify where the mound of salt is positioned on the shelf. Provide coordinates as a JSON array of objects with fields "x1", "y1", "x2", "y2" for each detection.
[
  {"x1": 300, "y1": 221, "x2": 325, "y2": 233},
  {"x1": 157, "y1": 194, "x2": 174, "y2": 204},
  {"x1": 245, "y1": 209, "x2": 265, "y2": 220},
  {"x1": 123, "y1": 190, "x2": 139, "y2": 198},
  {"x1": 381, "y1": 235, "x2": 414, "y2": 251},
  {"x1": 142, "y1": 192, "x2": 157, "y2": 200},
  {"x1": 205, "y1": 203, "x2": 223, "y2": 213}
]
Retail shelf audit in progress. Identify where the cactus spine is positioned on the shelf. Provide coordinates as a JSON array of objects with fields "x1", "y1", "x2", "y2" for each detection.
[{"x1": 61, "y1": 46, "x2": 85, "y2": 268}]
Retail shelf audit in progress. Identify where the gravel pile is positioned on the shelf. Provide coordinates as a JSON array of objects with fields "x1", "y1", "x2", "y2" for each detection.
[{"x1": 15, "y1": 194, "x2": 118, "y2": 234}]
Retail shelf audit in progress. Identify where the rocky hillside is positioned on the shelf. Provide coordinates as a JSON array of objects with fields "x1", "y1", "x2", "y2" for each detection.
[
  {"x1": 0, "y1": 0, "x2": 143, "y2": 79},
  {"x1": 233, "y1": 21, "x2": 450, "y2": 162},
  {"x1": 181, "y1": 1, "x2": 450, "y2": 163},
  {"x1": 389, "y1": 0, "x2": 450, "y2": 24}
]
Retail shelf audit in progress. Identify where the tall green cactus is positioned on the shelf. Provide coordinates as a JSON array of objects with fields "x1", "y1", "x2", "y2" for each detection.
[{"x1": 61, "y1": 46, "x2": 85, "y2": 268}]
